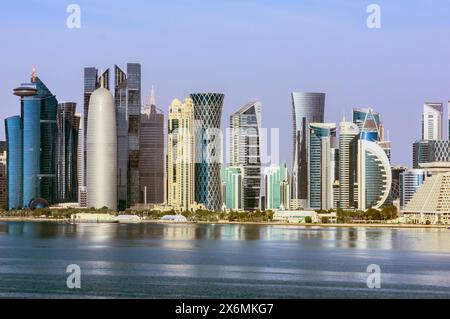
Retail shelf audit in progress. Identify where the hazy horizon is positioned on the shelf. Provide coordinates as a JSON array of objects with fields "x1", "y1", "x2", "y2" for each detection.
[{"x1": 1, "y1": 0, "x2": 450, "y2": 169}]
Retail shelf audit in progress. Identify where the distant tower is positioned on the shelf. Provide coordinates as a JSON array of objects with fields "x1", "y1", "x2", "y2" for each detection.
[
  {"x1": 167, "y1": 98, "x2": 195, "y2": 211},
  {"x1": 83, "y1": 67, "x2": 109, "y2": 187},
  {"x1": 264, "y1": 164, "x2": 290, "y2": 211},
  {"x1": 75, "y1": 112, "x2": 83, "y2": 192},
  {"x1": 422, "y1": 102, "x2": 443, "y2": 140},
  {"x1": 357, "y1": 140, "x2": 392, "y2": 210},
  {"x1": 191, "y1": 93, "x2": 224, "y2": 212},
  {"x1": 0, "y1": 142, "x2": 7, "y2": 209},
  {"x1": 400, "y1": 169, "x2": 425, "y2": 209},
  {"x1": 339, "y1": 120, "x2": 360, "y2": 209},
  {"x1": 140, "y1": 88, "x2": 165, "y2": 205},
  {"x1": 86, "y1": 88, "x2": 117, "y2": 210},
  {"x1": 115, "y1": 63, "x2": 141, "y2": 210},
  {"x1": 221, "y1": 166, "x2": 244, "y2": 210},
  {"x1": 5, "y1": 116, "x2": 22, "y2": 209},
  {"x1": 56, "y1": 102, "x2": 80, "y2": 203},
  {"x1": 11, "y1": 70, "x2": 58, "y2": 208},
  {"x1": 308, "y1": 123, "x2": 337, "y2": 210},
  {"x1": 291, "y1": 92, "x2": 325, "y2": 207},
  {"x1": 230, "y1": 100, "x2": 262, "y2": 211},
  {"x1": 352, "y1": 108, "x2": 381, "y2": 142}
]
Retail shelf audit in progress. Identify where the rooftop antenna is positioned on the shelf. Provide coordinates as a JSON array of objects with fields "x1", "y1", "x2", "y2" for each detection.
[
  {"x1": 150, "y1": 85, "x2": 156, "y2": 107},
  {"x1": 31, "y1": 66, "x2": 36, "y2": 83}
]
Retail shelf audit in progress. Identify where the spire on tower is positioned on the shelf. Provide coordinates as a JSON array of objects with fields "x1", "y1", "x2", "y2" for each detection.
[
  {"x1": 150, "y1": 85, "x2": 156, "y2": 106},
  {"x1": 31, "y1": 66, "x2": 36, "y2": 83}
]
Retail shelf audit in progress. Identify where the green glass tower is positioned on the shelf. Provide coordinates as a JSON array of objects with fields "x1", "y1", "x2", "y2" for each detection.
[
  {"x1": 308, "y1": 123, "x2": 337, "y2": 210},
  {"x1": 264, "y1": 164, "x2": 290, "y2": 210},
  {"x1": 221, "y1": 166, "x2": 243, "y2": 211}
]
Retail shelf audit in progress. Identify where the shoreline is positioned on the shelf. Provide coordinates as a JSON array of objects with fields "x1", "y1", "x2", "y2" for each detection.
[{"x1": 0, "y1": 217, "x2": 448, "y2": 229}]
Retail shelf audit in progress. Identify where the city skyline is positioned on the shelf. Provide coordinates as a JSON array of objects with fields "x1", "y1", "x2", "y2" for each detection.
[
  {"x1": 3, "y1": 0, "x2": 450, "y2": 305},
  {"x1": 1, "y1": 1, "x2": 450, "y2": 168}
]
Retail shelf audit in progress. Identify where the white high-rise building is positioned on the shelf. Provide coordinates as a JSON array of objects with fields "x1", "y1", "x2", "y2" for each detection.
[
  {"x1": 86, "y1": 87, "x2": 117, "y2": 210},
  {"x1": 357, "y1": 140, "x2": 392, "y2": 210},
  {"x1": 167, "y1": 98, "x2": 195, "y2": 211},
  {"x1": 423, "y1": 103, "x2": 443, "y2": 140},
  {"x1": 339, "y1": 120, "x2": 359, "y2": 209}
]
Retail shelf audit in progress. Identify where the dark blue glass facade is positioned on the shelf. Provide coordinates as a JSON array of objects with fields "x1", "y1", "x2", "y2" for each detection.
[
  {"x1": 5, "y1": 116, "x2": 23, "y2": 209},
  {"x1": 8, "y1": 76, "x2": 58, "y2": 209},
  {"x1": 115, "y1": 64, "x2": 141, "y2": 211},
  {"x1": 57, "y1": 103, "x2": 79, "y2": 202},
  {"x1": 352, "y1": 108, "x2": 380, "y2": 142},
  {"x1": 34, "y1": 79, "x2": 58, "y2": 206},
  {"x1": 22, "y1": 98, "x2": 41, "y2": 206},
  {"x1": 291, "y1": 92, "x2": 325, "y2": 202}
]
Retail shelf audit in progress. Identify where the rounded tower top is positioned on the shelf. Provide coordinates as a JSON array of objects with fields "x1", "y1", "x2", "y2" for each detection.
[{"x1": 13, "y1": 84, "x2": 37, "y2": 97}]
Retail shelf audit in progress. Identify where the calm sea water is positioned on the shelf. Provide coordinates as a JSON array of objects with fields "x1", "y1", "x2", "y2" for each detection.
[{"x1": 0, "y1": 222, "x2": 450, "y2": 299}]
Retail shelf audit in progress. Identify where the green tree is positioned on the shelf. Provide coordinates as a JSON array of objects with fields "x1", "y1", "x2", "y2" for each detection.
[{"x1": 381, "y1": 206, "x2": 398, "y2": 220}]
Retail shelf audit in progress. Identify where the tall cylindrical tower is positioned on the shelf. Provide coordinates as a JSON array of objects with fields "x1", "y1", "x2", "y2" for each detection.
[
  {"x1": 291, "y1": 92, "x2": 325, "y2": 206},
  {"x1": 191, "y1": 93, "x2": 224, "y2": 212},
  {"x1": 87, "y1": 88, "x2": 117, "y2": 210}
]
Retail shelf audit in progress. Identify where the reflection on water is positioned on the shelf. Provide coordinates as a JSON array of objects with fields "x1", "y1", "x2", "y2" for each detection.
[
  {"x1": 1, "y1": 222, "x2": 450, "y2": 298},
  {"x1": 1, "y1": 222, "x2": 450, "y2": 252}
]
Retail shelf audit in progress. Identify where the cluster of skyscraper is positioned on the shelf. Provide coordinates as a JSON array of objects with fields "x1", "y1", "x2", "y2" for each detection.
[
  {"x1": 399, "y1": 102, "x2": 450, "y2": 213},
  {"x1": 4, "y1": 65, "x2": 165, "y2": 211},
  {"x1": 3, "y1": 66, "x2": 400, "y2": 214},
  {"x1": 282, "y1": 93, "x2": 392, "y2": 212}
]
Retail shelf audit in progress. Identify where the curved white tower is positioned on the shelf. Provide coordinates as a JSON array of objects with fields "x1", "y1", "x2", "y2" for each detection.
[
  {"x1": 357, "y1": 140, "x2": 392, "y2": 210},
  {"x1": 87, "y1": 88, "x2": 117, "y2": 210}
]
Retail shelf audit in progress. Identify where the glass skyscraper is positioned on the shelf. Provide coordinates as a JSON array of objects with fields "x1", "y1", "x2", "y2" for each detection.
[
  {"x1": 357, "y1": 140, "x2": 392, "y2": 210},
  {"x1": 338, "y1": 120, "x2": 360, "y2": 209},
  {"x1": 10, "y1": 73, "x2": 58, "y2": 208},
  {"x1": 352, "y1": 108, "x2": 381, "y2": 142},
  {"x1": 389, "y1": 165, "x2": 408, "y2": 203},
  {"x1": 221, "y1": 166, "x2": 244, "y2": 211},
  {"x1": 191, "y1": 93, "x2": 224, "y2": 212},
  {"x1": 413, "y1": 140, "x2": 450, "y2": 169},
  {"x1": 5, "y1": 116, "x2": 22, "y2": 210},
  {"x1": 140, "y1": 98, "x2": 165, "y2": 205},
  {"x1": 230, "y1": 100, "x2": 261, "y2": 211},
  {"x1": 291, "y1": 92, "x2": 325, "y2": 206},
  {"x1": 56, "y1": 102, "x2": 80, "y2": 203},
  {"x1": 308, "y1": 123, "x2": 337, "y2": 210},
  {"x1": 264, "y1": 164, "x2": 290, "y2": 211},
  {"x1": 115, "y1": 63, "x2": 141, "y2": 210},
  {"x1": 400, "y1": 169, "x2": 425, "y2": 209},
  {"x1": 0, "y1": 141, "x2": 6, "y2": 209}
]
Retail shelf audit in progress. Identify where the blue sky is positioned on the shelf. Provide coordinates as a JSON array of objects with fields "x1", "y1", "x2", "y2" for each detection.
[{"x1": 1, "y1": 0, "x2": 450, "y2": 167}]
